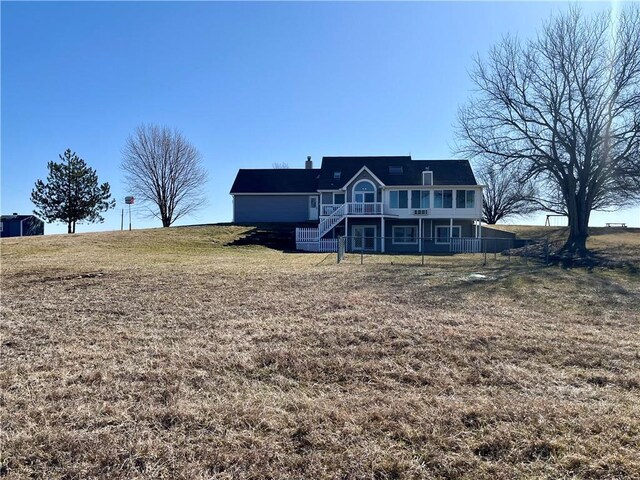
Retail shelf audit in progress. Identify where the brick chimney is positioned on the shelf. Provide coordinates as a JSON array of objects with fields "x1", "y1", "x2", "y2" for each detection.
[{"x1": 305, "y1": 156, "x2": 313, "y2": 169}]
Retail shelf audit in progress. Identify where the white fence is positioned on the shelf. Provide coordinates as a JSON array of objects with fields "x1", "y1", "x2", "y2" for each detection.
[
  {"x1": 295, "y1": 227, "x2": 319, "y2": 243},
  {"x1": 297, "y1": 237, "x2": 485, "y2": 254},
  {"x1": 451, "y1": 237, "x2": 481, "y2": 253},
  {"x1": 296, "y1": 238, "x2": 339, "y2": 252}
]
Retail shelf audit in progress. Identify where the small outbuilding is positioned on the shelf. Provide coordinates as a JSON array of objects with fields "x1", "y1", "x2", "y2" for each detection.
[{"x1": 0, "y1": 214, "x2": 45, "y2": 238}]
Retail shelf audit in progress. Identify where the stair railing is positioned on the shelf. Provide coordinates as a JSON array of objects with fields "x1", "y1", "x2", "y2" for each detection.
[{"x1": 318, "y1": 203, "x2": 347, "y2": 238}]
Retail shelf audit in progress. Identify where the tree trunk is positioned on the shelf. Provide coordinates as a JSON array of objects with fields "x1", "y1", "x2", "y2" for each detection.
[
  {"x1": 68, "y1": 221, "x2": 73, "y2": 234},
  {"x1": 561, "y1": 202, "x2": 590, "y2": 256}
]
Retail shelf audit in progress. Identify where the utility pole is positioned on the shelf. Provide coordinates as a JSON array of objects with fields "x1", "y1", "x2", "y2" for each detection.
[
  {"x1": 125, "y1": 196, "x2": 135, "y2": 231},
  {"x1": 120, "y1": 208, "x2": 124, "y2": 231}
]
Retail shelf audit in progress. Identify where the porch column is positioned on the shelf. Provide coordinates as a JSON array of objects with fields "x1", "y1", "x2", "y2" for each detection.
[
  {"x1": 478, "y1": 220, "x2": 482, "y2": 238},
  {"x1": 449, "y1": 218, "x2": 453, "y2": 239},
  {"x1": 381, "y1": 217, "x2": 385, "y2": 253},
  {"x1": 419, "y1": 218, "x2": 422, "y2": 253}
]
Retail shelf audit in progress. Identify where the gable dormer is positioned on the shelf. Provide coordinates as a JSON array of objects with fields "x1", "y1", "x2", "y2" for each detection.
[{"x1": 343, "y1": 166, "x2": 384, "y2": 203}]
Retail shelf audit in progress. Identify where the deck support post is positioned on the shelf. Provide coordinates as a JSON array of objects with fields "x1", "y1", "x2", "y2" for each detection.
[
  {"x1": 419, "y1": 218, "x2": 422, "y2": 253},
  {"x1": 381, "y1": 217, "x2": 385, "y2": 253},
  {"x1": 449, "y1": 218, "x2": 453, "y2": 252},
  {"x1": 345, "y1": 217, "x2": 349, "y2": 252}
]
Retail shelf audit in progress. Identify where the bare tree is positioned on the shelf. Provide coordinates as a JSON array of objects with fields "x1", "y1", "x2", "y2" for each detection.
[
  {"x1": 458, "y1": 6, "x2": 640, "y2": 255},
  {"x1": 122, "y1": 125, "x2": 208, "y2": 227},
  {"x1": 272, "y1": 162, "x2": 289, "y2": 169},
  {"x1": 478, "y1": 162, "x2": 537, "y2": 224}
]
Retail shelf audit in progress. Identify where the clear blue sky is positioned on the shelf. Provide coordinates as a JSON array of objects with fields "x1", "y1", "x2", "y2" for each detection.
[{"x1": 2, "y1": 1, "x2": 638, "y2": 234}]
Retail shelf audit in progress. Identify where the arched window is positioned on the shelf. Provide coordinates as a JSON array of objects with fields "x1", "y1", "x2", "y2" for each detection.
[{"x1": 354, "y1": 180, "x2": 376, "y2": 203}]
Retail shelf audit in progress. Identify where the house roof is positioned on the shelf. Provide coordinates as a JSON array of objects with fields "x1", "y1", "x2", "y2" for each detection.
[
  {"x1": 230, "y1": 169, "x2": 320, "y2": 194},
  {"x1": 230, "y1": 157, "x2": 477, "y2": 194},
  {"x1": 317, "y1": 156, "x2": 477, "y2": 189},
  {"x1": 1, "y1": 214, "x2": 41, "y2": 222}
]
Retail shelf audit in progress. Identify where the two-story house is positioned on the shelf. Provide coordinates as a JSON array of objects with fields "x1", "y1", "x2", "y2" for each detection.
[{"x1": 230, "y1": 156, "x2": 484, "y2": 253}]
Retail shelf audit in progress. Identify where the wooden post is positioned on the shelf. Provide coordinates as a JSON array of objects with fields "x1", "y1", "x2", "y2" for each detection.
[{"x1": 483, "y1": 238, "x2": 487, "y2": 266}]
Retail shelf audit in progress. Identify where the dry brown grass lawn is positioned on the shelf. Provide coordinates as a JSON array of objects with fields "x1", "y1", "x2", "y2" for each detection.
[{"x1": 1, "y1": 226, "x2": 639, "y2": 479}]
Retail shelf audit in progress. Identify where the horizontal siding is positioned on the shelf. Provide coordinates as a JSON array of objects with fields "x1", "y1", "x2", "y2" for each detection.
[{"x1": 234, "y1": 195, "x2": 312, "y2": 223}]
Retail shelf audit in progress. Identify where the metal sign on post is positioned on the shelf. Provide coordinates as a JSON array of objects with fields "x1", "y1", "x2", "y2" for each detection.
[{"x1": 124, "y1": 196, "x2": 134, "y2": 230}]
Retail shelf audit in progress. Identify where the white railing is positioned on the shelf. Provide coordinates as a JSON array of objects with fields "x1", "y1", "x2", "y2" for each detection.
[
  {"x1": 321, "y1": 203, "x2": 384, "y2": 217},
  {"x1": 347, "y1": 202, "x2": 383, "y2": 215},
  {"x1": 296, "y1": 227, "x2": 319, "y2": 242},
  {"x1": 319, "y1": 238, "x2": 338, "y2": 252},
  {"x1": 322, "y1": 204, "x2": 341, "y2": 216},
  {"x1": 296, "y1": 238, "x2": 339, "y2": 252},
  {"x1": 318, "y1": 203, "x2": 347, "y2": 238},
  {"x1": 451, "y1": 237, "x2": 481, "y2": 253}
]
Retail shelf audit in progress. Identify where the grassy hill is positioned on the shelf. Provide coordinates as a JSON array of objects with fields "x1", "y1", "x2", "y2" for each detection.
[{"x1": 1, "y1": 225, "x2": 639, "y2": 479}]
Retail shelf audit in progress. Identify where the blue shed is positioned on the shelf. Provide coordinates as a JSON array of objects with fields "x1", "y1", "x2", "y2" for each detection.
[{"x1": 0, "y1": 214, "x2": 45, "y2": 238}]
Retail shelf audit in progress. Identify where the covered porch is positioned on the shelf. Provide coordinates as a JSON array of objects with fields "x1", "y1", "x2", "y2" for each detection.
[{"x1": 296, "y1": 217, "x2": 483, "y2": 253}]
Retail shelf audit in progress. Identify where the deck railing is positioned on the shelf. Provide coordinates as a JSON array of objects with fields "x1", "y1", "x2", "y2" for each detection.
[
  {"x1": 318, "y1": 203, "x2": 347, "y2": 238},
  {"x1": 321, "y1": 203, "x2": 383, "y2": 216},
  {"x1": 297, "y1": 237, "x2": 487, "y2": 254}
]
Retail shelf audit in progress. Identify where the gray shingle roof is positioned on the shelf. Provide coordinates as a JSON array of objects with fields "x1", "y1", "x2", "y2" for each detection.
[
  {"x1": 318, "y1": 157, "x2": 477, "y2": 189},
  {"x1": 230, "y1": 169, "x2": 320, "y2": 194},
  {"x1": 230, "y1": 157, "x2": 477, "y2": 194}
]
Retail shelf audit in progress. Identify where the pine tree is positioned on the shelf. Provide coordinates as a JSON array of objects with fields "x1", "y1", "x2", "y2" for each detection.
[{"x1": 31, "y1": 149, "x2": 115, "y2": 233}]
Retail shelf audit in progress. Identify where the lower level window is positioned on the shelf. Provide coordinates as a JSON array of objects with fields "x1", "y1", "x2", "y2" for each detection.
[
  {"x1": 435, "y1": 226, "x2": 461, "y2": 243},
  {"x1": 352, "y1": 225, "x2": 377, "y2": 251},
  {"x1": 392, "y1": 226, "x2": 418, "y2": 244}
]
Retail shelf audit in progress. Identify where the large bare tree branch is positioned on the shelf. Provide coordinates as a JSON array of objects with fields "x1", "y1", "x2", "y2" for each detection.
[
  {"x1": 457, "y1": 5, "x2": 640, "y2": 254},
  {"x1": 121, "y1": 124, "x2": 208, "y2": 227}
]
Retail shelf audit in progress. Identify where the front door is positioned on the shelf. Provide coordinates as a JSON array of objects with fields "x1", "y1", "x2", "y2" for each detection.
[
  {"x1": 308, "y1": 196, "x2": 319, "y2": 221},
  {"x1": 352, "y1": 225, "x2": 376, "y2": 251}
]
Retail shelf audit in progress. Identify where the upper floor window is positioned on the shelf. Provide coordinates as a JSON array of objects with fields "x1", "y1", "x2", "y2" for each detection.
[
  {"x1": 456, "y1": 190, "x2": 476, "y2": 209},
  {"x1": 434, "y1": 190, "x2": 453, "y2": 208},
  {"x1": 389, "y1": 166, "x2": 403, "y2": 175},
  {"x1": 422, "y1": 171, "x2": 433, "y2": 185},
  {"x1": 334, "y1": 193, "x2": 345, "y2": 204},
  {"x1": 354, "y1": 180, "x2": 376, "y2": 203},
  {"x1": 390, "y1": 190, "x2": 408, "y2": 208},
  {"x1": 333, "y1": 171, "x2": 341, "y2": 180},
  {"x1": 411, "y1": 190, "x2": 430, "y2": 208}
]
